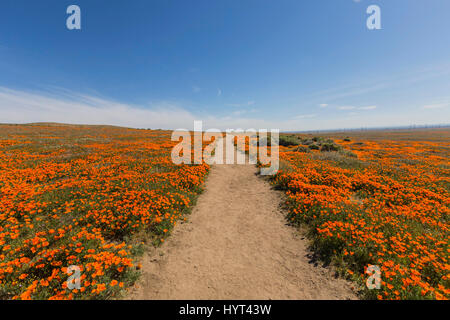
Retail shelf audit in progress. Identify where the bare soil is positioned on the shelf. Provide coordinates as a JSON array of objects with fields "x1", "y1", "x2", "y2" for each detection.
[{"x1": 129, "y1": 151, "x2": 357, "y2": 300}]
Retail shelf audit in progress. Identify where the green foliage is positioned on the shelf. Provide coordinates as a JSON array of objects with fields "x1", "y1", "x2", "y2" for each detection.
[
  {"x1": 278, "y1": 135, "x2": 303, "y2": 146},
  {"x1": 293, "y1": 145, "x2": 311, "y2": 153},
  {"x1": 320, "y1": 143, "x2": 341, "y2": 152}
]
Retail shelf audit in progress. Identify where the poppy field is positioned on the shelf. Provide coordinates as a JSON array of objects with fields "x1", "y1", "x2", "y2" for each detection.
[
  {"x1": 0, "y1": 124, "x2": 209, "y2": 300},
  {"x1": 270, "y1": 129, "x2": 449, "y2": 300},
  {"x1": 1, "y1": 123, "x2": 448, "y2": 300}
]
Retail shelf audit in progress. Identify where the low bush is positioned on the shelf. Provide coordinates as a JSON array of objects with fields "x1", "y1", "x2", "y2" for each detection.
[
  {"x1": 278, "y1": 135, "x2": 302, "y2": 147},
  {"x1": 293, "y1": 146, "x2": 311, "y2": 153},
  {"x1": 320, "y1": 143, "x2": 341, "y2": 152}
]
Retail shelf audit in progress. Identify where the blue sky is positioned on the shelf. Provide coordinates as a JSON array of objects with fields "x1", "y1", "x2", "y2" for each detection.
[{"x1": 0, "y1": 0, "x2": 449, "y2": 130}]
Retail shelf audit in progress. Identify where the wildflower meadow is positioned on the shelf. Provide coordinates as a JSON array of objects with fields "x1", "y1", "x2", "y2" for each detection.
[{"x1": 0, "y1": 124, "x2": 209, "y2": 299}]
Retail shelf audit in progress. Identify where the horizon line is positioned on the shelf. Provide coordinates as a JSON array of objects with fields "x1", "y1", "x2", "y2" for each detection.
[{"x1": 1, "y1": 122, "x2": 449, "y2": 134}]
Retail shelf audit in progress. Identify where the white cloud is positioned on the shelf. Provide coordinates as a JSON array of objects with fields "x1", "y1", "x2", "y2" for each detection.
[
  {"x1": 0, "y1": 87, "x2": 264, "y2": 130},
  {"x1": 359, "y1": 105, "x2": 377, "y2": 110},
  {"x1": 302, "y1": 63, "x2": 450, "y2": 105},
  {"x1": 0, "y1": 87, "x2": 196, "y2": 130},
  {"x1": 338, "y1": 106, "x2": 356, "y2": 110},
  {"x1": 423, "y1": 103, "x2": 449, "y2": 109},
  {"x1": 0, "y1": 87, "x2": 447, "y2": 132},
  {"x1": 318, "y1": 103, "x2": 328, "y2": 108}
]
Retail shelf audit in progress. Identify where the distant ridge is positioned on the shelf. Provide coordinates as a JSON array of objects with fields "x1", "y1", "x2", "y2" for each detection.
[
  {"x1": 1, "y1": 122, "x2": 449, "y2": 134},
  {"x1": 286, "y1": 124, "x2": 450, "y2": 134},
  {"x1": 0, "y1": 122, "x2": 137, "y2": 130}
]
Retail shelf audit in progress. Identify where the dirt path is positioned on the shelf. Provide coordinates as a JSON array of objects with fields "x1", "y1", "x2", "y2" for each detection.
[{"x1": 129, "y1": 150, "x2": 356, "y2": 300}]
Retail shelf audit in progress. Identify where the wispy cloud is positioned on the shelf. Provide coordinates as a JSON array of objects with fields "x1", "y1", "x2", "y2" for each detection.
[
  {"x1": 217, "y1": 88, "x2": 222, "y2": 96},
  {"x1": 0, "y1": 87, "x2": 264, "y2": 130},
  {"x1": 423, "y1": 103, "x2": 449, "y2": 109},
  {"x1": 359, "y1": 105, "x2": 377, "y2": 110},
  {"x1": 192, "y1": 86, "x2": 201, "y2": 93},
  {"x1": 0, "y1": 87, "x2": 447, "y2": 132},
  {"x1": 318, "y1": 103, "x2": 328, "y2": 108},
  {"x1": 300, "y1": 63, "x2": 450, "y2": 106},
  {"x1": 0, "y1": 87, "x2": 197, "y2": 129}
]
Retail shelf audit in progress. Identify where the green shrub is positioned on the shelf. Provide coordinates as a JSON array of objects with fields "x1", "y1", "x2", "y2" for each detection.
[
  {"x1": 301, "y1": 139, "x2": 314, "y2": 146},
  {"x1": 320, "y1": 143, "x2": 341, "y2": 152},
  {"x1": 278, "y1": 135, "x2": 302, "y2": 146},
  {"x1": 294, "y1": 146, "x2": 311, "y2": 153}
]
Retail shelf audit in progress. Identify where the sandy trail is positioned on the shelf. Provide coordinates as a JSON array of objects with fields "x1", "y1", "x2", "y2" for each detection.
[{"x1": 129, "y1": 148, "x2": 356, "y2": 300}]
